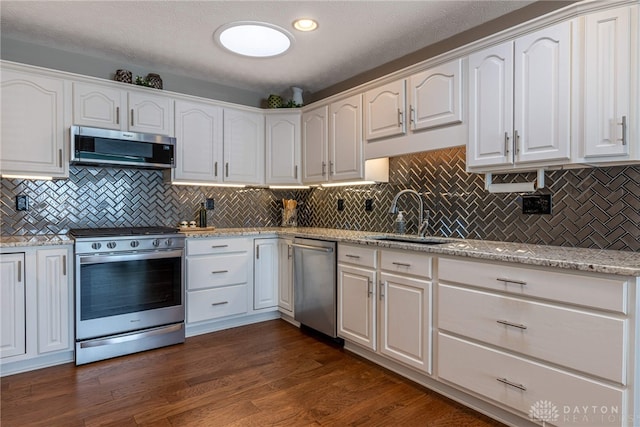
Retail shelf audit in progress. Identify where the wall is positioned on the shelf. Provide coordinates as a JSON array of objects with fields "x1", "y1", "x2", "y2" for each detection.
[
  {"x1": 0, "y1": 37, "x2": 265, "y2": 108},
  {"x1": 2, "y1": 147, "x2": 638, "y2": 251}
]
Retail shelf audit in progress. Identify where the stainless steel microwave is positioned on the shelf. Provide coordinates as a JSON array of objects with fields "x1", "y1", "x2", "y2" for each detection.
[{"x1": 70, "y1": 126, "x2": 176, "y2": 169}]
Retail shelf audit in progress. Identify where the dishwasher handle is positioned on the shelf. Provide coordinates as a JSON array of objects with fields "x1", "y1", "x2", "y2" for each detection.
[{"x1": 291, "y1": 242, "x2": 334, "y2": 253}]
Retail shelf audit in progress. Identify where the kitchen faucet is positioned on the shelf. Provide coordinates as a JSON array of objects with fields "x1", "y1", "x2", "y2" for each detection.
[{"x1": 388, "y1": 189, "x2": 430, "y2": 238}]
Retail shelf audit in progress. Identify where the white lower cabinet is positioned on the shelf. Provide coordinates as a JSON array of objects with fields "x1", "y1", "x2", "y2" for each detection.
[
  {"x1": 438, "y1": 333, "x2": 625, "y2": 427},
  {"x1": 1, "y1": 246, "x2": 73, "y2": 376},
  {"x1": 254, "y1": 238, "x2": 278, "y2": 310},
  {"x1": 277, "y1": 238, "x2": 294, "y2": 316},
  {"x1": 338, "y1": 244, "x2": 432, "y2": 374},
  {"x1": 437, "y1": 256, "x2": 634, "y2": 426},
  {"x1": 185, "y1": 237, "x2": 252, "y2": 326},
  {"x1": 1, "y1": 253, "x2": 26, "y2": 359}
]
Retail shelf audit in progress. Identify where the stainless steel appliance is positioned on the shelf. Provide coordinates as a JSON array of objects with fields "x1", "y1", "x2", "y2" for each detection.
[
  {"x1": 292, "y1": 238, "x2": 337, "y2": 338},
  {"x1": 70, "y1": 125, "x2": 176, "y2": 169},
  {"x1": 70, "y1": 227, "x2": 185, "y2": 365}
]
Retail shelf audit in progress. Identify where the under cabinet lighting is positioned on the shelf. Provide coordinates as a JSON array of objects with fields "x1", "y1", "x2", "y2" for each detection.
[
  {"x1": 269, "y1": 185, "x2": 310, "y2": 190},
  {"x1": 321, "y1": 181, "x2": 377, "y2": 188},
  {"x1": 172, "y1": 182, "x2": 246, "y2": 188},
  {"x1": 1, "y1": 174, "x2": 54, "y2": 181}
]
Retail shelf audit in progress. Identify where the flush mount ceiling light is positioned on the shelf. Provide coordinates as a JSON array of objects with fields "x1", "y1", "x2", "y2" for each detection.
[
  {"x1": 293, "y1": 18, "x2": 318, "y2": 32},
  {"x1": 215, "y1": 21, "x2": 293, "y2": 58}
]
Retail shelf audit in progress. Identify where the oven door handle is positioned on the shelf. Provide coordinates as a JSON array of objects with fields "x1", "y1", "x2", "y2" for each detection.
[{"x1": 79, "y1": 249, "x2": 184, "y2": 265}]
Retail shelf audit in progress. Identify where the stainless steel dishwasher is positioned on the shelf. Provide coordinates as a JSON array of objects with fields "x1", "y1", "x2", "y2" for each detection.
[{"x1": 292, "y1": 237, "x2": 337, "y2": 338}]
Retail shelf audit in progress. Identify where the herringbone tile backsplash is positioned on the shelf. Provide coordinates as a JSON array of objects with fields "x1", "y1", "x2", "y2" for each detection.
[{"x1": 2, "y1": 147, "x2": 638, "y2": 251}]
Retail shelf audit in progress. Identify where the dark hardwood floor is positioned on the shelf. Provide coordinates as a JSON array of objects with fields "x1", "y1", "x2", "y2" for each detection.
[{"x1": 1, "y1": 320, "x2": 505, "y2": 426}]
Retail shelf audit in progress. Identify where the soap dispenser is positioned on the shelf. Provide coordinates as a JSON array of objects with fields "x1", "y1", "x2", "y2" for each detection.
[
  {"x1": 395, "y1": 211, "x2": 406, "y2": 234},
  {"x1": 198, "y1": 202, "x2": 207, "y2": 228}
]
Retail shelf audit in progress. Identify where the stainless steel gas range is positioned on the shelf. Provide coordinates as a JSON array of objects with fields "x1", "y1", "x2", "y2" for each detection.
[{"x1": 69, "y1": 227, "x2": 185, "y2": 365}]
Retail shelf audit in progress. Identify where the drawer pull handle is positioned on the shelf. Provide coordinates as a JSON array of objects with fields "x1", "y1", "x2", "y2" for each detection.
[
  {"x1": 345, "y1": 254, "x2": 361, "y2": 259},
  {"x1": 392, "y1": 262, "x2": 411, "y2": 268},
  {"x1": 497, "y1": 320, "x2": 527, "y2": 330},
  {"x1": 496, "y1": 278, "x2": 527, "y2": 286},
  {"x1": 211, "y1": 245, "x2": 229, "y2": 249},
  {"x1": 211, "y1": 270, "x2": 228, "y2": 274},
  {"x1": 211, "y1": 301, "x2": 229, "y2": 306},
  {"x1": 496, "y1": 377, "x2": 527, "y2": 391}
]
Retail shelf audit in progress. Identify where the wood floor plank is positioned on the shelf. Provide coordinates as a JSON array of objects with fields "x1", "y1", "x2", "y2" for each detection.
[{"x1": 1, "y1": 320, "x2": 505, "y2": 427}]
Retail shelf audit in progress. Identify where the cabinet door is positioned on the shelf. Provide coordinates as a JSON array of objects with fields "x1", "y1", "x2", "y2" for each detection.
[
  {"x1": 379, "y1": 272, "x2": 431, "y2": 373},
  {"x1": 37, "y1": 248, "x2": 70, "y2": 354},
  {"x1": 409, "y1": 58, "x2": 463, "y2": 131},
  {"x1": 0, "y1": 254, "x2": 25, "y2": 359},
  {"x1": 128, "y1": 91, "x2": 173, "y2": 136},
  {"x1": 302, "y1": 105, "x2": 329, "y2": 184},
  {"x1": 223, "y1": 109, "x2": 265, "y2": 185},
  {"x1": 1, "y1": 69, "x2": 68, "y2": 178},
  {"x1": 467, "y1": 41, "x2": 514, "y2": 168},
  {"x1": 364, "y1": 79, "x2": 406, "y2": 140},
  {"x1": 330, "y1": 94, "x2": 363, "y2": 181},
  {"x1": 338, "y1": 264, "x2": 376, "y2": 350},
  {"x1": 514, "y1": 21, "x2": 571, "y2": 164},
  {"x1": 174, "y1": 99, "x2": 223, "y2": 183},
  {"x1": 583, "y1": 6, "x2": 633, "y2": 158},
  {"x1": 277, "y1": 239, "x2": 294, "y2": 315},
  {"x1": 73, "y1": 82, "x2": 125, "y2": 130},
  {"x1": 254, "y1": 238, "x2": 278, "y2": 310},
  {"x1": 266, "y1": 113, "x2": 301, "y2": 185}
]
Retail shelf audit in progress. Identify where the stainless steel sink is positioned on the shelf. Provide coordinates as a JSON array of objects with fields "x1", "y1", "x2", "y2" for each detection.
[{"x1": 370, "y1": 236, "x2": 451, "y2": 245}]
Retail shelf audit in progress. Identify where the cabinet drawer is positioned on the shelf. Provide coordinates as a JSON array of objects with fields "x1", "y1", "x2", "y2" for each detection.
[
  {"x1": 438, "y1": 333, "x2": 625, "y2": 427},
  {"x1": 439, "y1": 284, "x2": 626, "y2": 384},
  {"x1": 187, "y1": 254, "x2": 248, "y2": 290},
  {"x1": 439, "y1": 257, "x2": 627, "y2": 313},
  {"x1": 187, "y1": 285, "x2": 248, "y2": 323},
  {"x1": 338, "y1": 244, "x2": 377, "y2": 268},
  {"x1": 380, "y1": 249, "x2": 432, "y2": 278},
  {"x1": 186, "y1": 237, "x2": 250, "y2": 256}
]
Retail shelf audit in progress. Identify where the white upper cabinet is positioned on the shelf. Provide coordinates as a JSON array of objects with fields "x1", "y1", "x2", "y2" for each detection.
[
  {"x1": 408, "y1": 58, "x2": 463, "y2": 131},
  {"x1": 329, "y1": 93, "x2": 364, "y2": 182},
  {"x1": 467, "y1": 21, "x2": 572, "y2": 170},
  {"x1": 364, "y1": 79, "x2": 406, "y2": 141},
  {"x1": 1, "y1": 68, "x2": 70, "y2": 178},
  {"x1": 223, "y1": 108, "x2": 264, "y2": 185},
  {"x1": 302, "y1": 105, "x2": 329, "y2": 184},
  {"x1": 173, "y1": 99, "x2": 223, "y2": 183},
  {"x1": 265, "y1": 112, "x2": 301, "y2": 185},
  {"x1": 579, "y1": 5, "x2": 637, "y2": 161},
  {"x1": 363, "y1": 58, "x2": 466, "y2": 160},
  {"x1": 73, "y1": 81, "x2": 173, "y2": 136}
]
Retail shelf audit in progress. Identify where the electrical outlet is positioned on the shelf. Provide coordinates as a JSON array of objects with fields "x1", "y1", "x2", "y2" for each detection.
[
  {"x1": 337, "y1": 199, "x2": 344, "y2": 211},
  {"x1": 522, "y1": 194, "x2": 552, "y2": 215},
  {"x1": 205, "y1": 198, "x2": 214, "y2": 210},
  {"x1": 16, "y1": 194, "x2": 29, "y2": 211},
  {"x1": 365, "y1": 199, "x2": 373, "y2": 212}
]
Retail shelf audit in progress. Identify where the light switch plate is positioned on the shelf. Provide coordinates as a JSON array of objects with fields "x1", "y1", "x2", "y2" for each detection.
[{"x1": 16, "y1": 194, "x2": 29, "y2": 211}]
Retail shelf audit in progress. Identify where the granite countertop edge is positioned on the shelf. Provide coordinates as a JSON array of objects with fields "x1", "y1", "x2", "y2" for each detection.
[{"x1": 2, "y1": 228, "x2": 638, "y2": 277}]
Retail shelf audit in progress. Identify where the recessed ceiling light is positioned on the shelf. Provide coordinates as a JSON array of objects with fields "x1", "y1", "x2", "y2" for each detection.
[
  {"x1": 293, "y1": 18, "x2": 318, "y2": 32},
  {"x1": 215, "y1": 21, "x2": 293, "y2": 58}
]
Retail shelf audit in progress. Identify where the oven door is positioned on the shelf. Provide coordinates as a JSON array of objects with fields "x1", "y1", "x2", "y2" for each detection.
[{"x1": 75, "y1": 249, "x2": 184, "y2": 340}]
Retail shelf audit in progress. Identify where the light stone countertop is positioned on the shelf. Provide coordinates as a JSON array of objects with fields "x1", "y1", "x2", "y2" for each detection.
[
  {"x1": 2, "y1": 228, "x2": 638, "y2": 276},
  {"x1": 181, "y1": 227, "x2": 640, "y2": 277}
]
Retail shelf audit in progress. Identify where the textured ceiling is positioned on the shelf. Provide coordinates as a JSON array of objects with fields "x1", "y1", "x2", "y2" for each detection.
[{"x1": 1, "y1": 1, "x2": 536, "y2": 96}]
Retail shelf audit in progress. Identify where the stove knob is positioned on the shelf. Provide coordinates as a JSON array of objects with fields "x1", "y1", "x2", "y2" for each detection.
[
  {"x1": 91, "y1": 242, "x2": 102, "y2": 250},
  {"x1": 165, "y1": 238, "x2": 173, "y2": 246},
  {"x1": 107, "y1": 241, "x2": 117, "y2": 249},
  {"x1": 152, "y1": 239, "x2": 161, "y2": 247},
  {"x1": 130, "y1": 240, "x2": 140, "y2": 248}
]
